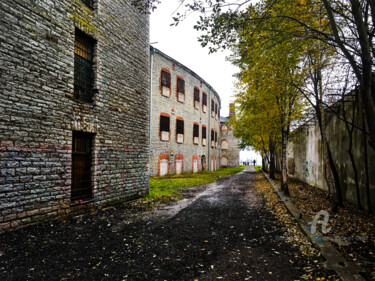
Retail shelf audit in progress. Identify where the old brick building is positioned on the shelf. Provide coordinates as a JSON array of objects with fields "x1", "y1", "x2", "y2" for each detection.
[
  {"x1": 0, "y1": 0, "x2": 150, "y2": 231},
  {"x1": 220, "y1": 104, "x2": 240, "y2": 168},
  {"x1": 149, "y1": 47, "x2": 221, "y2": 176}
]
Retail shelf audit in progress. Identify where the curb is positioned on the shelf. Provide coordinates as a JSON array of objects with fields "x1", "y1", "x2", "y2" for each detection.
[{"x1": 260, "y1": 169, "x2": 366, "y2": 281}]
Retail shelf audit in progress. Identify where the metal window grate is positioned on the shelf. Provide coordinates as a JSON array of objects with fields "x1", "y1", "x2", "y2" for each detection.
[
  {"x1": 161, "y1": 71, "x2": 171, "y2": 88},
  {"x1": 74, "y1": 30, "x2": 95, "y2": 103},
  {"x1": 160, "y1": 115, "x2": 170, "y2": 132},
  {"x1": 193, "y1": 124, "x2": 199, "y2": 138},
  {"x1": 80, "y1": 0, "x2": 94, "y2": 9},
  {"x1": 194, "y1": 88, "x2": 200, "y2": 102},
  {"x1": 177, "y1": 78, "x2": 184, "y2": 94},
  {"x1": 176, "y1": 119, "x2": 184, "y2": 134}
]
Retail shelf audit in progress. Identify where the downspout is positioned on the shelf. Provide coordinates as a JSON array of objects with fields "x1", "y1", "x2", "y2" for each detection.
[
  {"x1": 208, "y1": 87, "x2": 211, "y2": 171},
  {"x1": 149, "y1": 47, "x2": 154, "y2": 176},
  {"x1": 218, "y1": 104, "x2": 221, "y2": 168}
]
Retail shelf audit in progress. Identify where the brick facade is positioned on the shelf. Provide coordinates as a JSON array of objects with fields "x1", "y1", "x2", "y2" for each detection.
[
  {"x1": 150, "y1": 47, "x2": 221, "y2": 176},
  {"x1": 0, "y1": 0, "x2": 150, "y2": 232}
]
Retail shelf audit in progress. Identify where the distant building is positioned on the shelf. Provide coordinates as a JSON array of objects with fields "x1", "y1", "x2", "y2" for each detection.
[
  {"x1": 149, "y1": 47, "x2": 221, "y2": 176},
  {"x1": 0, "y1": 0, "x2": 150, "y2": 231},
  {"x1": 220, "y1": 105, "x2": 240, "y2": 167}
]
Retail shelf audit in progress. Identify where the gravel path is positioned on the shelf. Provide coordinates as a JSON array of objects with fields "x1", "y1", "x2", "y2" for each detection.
[{"x1": 0, "y1": 167, "x2": 320, "y2": 280}]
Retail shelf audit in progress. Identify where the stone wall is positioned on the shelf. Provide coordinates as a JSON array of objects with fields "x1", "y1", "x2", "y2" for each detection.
[
  {"x1": 287, "y1": 96, "x2": 375, "y2": 212},
  {"x1": 220, "y1": 118, "x2": 240, "y2": 168},
  {"x1": 0, "y1": 0, "x2": 150, "y2": 231},
  {"x1": 149, "y1": 48, "x2": 221, "y2": 176}
]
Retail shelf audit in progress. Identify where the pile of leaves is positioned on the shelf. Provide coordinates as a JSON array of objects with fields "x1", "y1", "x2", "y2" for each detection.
[{"x1": 253, "y1": 173, "x2": 340, "y2": 280}]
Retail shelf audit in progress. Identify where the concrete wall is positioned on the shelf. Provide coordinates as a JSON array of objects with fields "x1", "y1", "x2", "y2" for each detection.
[
  {"x1": 150, "y1": 48, "x2": 221, "y2": 176},
  {"x1": 287, "y1": 97, "x2": 375, "y2": 212},
  {"x1": 0, "y1": 0, "x2": 150, "y2": 231}
]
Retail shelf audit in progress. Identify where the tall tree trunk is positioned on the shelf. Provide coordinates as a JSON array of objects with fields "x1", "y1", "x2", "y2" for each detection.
[
  {"x1": 327, "y1": 144, "x2": 344, "y2": 211},
  {"x1": 363, "y1": 109, "x2": 372, "y2": 213},
  {"x1": 281, "y1": 124, "x2": 290, "y2": 195},
  {"x1": 269, "y1": 139, "x2": 276, "y2": 180}
]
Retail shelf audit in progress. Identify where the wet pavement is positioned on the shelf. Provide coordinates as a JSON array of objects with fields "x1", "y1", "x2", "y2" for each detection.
[{"x1": 0, "y1": 167, "x2": 321, "y2": 280}]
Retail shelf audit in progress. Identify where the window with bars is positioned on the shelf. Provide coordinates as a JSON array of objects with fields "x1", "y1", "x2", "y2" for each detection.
[
  {"x1": 177, "y1": 77, "x2": 185, "y2": 102},
  {"x1": 160, "y1": 115, "x2": 170, "y2": 141},
  {"x1": 202, "y1": 92, "x2": 207, "y2": 112},
  {"x1": 161, "y1": 70, "x2": 171, "y2": 97},
  {"x1": 80, "y1": 0, "x2": 94, "y2": 9},
  {"x1": 193, "y1": 123, "x2": 199, "y2": 144},
  {"x1": 72, "y1": 132, "x2": 93, "y2": 201},
  {"x1": 202, "y1": 126, "x2": 207, "y2": 146},
  {"x1": 194, "y1": 88, "x2": 200, "y2": 109},
  {"x1": 74, "y1": 29, "x2": 95, "y2": 103},
  {"x1": 176, "y1": 119, "x2": 184, "y2": 143}
]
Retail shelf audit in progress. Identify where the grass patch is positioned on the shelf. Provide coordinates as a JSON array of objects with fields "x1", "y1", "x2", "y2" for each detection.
[{"x1": 146, "y1": 166, "x2": 244, "y2": 202}]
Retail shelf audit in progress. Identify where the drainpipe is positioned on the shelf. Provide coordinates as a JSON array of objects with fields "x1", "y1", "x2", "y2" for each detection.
[
  {"x1": 218, "y1": 107, "x2": 221, "y2": 169},
  {"x1": 149, "y1": 47, "x2": 154, "y2": 175},
  {"x1": 208, "y1": 87, "x2": 211, "y2": 171}
]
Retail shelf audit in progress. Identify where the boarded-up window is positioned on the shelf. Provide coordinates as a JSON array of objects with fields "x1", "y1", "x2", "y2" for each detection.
[
  {"x1": 177, "y1": 77, "x2": 185, "y2": 102},
  {"x1": 72, "y1": 132, "x2": 93, "y2": 201},
  {"x1": 161, "y1": 70, "x2": 171, "y2": 97},
  {"x1": 74, "y1": 29, "x2": 95, "y2": 103},
  {"x1": 160, "y1": 159, "x2": 168, "y2": 176},
  {"x1": 221, "y1": 140, "x2": 228, "y2": 150},
  {"x1": 194, "y1": 88, "x2": 200, "y2": 109},
  {"x1": 193, "y1": 123, "x2": 199, "y2": 144},
  {"x1": 176, "y1": 119, "x2": 184, "y2": 143},
  {"x1": 202, "y1": 126, "x2": 207, "y2": 146},
  {"x1": 176, "y1": 159, "x2": 183, "y2": 175},
  {"x1": 202, "y1": 93, "x2": 207, "y2": 112},
  {"x1": 193, "y1": 158, "x2": 198, "y2": 173},
  {"x1": 160, "y1": 115, "x2": 170, "y2": 141},
  {"x1": 221, "y1": 157, "x2": 228, "y2": 166}
]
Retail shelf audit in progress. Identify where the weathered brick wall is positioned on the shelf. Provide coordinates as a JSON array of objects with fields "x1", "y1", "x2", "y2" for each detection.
[
  {"x1": 0, "y1": 0, "x2": 150, "y2": 231},
  {"x1": 220, "y1": 119, "x2": 240, "y2": 168},
  {"x1": 150, "y1": 48, "x2": 221, "y2": 176}
]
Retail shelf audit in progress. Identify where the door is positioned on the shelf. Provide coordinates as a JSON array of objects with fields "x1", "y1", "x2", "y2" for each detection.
[
  {"x1": 201, "y1": 155, "x2": 206, "y2": 171},
  {"x1": 160, "y1": 159, "x2": 169, "y2": 176},
  {"x1": 193, "y1": 159, "x2": 198, "y2": 173},
  {"x1": 176, "y1": 159, "x2": 183, "y2": 175}
]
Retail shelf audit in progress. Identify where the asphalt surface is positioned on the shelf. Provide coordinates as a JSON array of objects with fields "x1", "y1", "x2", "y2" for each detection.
[{"x1": 0, "y1": 167, "x2": 319, "y2": 280}]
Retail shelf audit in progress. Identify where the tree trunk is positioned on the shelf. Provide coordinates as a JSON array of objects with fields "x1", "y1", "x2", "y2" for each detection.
[
  {"x1": 281, "y1": 124, "x2": 290, "y2": 195},
  {"x1": 269, "y1": 139, "x2": 276, "y2": 180},
  {"x1": 363, "y1": 110, "x2": 372, "y2": 213}
]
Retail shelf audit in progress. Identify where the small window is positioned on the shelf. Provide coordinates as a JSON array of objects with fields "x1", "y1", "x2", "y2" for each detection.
[
  {"x1": 161, "y1": 70, "x2": 171, "y2": 97},
  {"x1": 202, "y1": 92, "x2": 207, "y2": 113},
  {"x1": 80, "y1": 0, "x2": 94, "y2": 9},
  {"x1": 160, "y1": 115, "x2": 170, "y2": 141},
  {"x1": 193, "y1": 123, "x2": 199, "y2": 144},
  {"x1": 194, "y1": 88, "x2": 200, "y2": 109},
  {"x1": 221, "y1": 125, "x2": 228, "y2": 134},
  {"x1": 215, "y1": 103, "x2": 218, "y2": 119},
  {"x1": 211, "y1": 99, "x2": 215, "y2": 117},
  {"x1": 215, "y1": 131, "x2": 218, "y2": 148},
  {"x1": 211, "y1": 129, "x2": 215, "y2": 148},
  {"x1": 177, "y1": 77, "x2": 185, "y2": 102},
  {"x1": 176, "y1": 119, "x2": 184, "y2": 143},
  {"x1": 74, "y1": 29, "x2": 95, "y2": 103},
  {"x1": 202, "y1": 126, "x2": 207, "y2": 146},
  {"x1": 221, "y1": 140, "x2": 228, "y2": 150}
]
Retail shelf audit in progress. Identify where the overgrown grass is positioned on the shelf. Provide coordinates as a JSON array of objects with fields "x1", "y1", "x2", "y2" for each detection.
[{"x1": 146, "y1": 166, "x2": 244, "y2": 202}]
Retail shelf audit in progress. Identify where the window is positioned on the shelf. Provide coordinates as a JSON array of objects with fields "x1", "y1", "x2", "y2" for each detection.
[
  {"x1": 176, "y1": 118, "x2": 184, "y2": 143},
  {"x1": 211, "y1": 99, "x2": 215, "y2": 117},
  {"x1": 202, "y1": 92, "x2": 207, "y2": 113},
  {"x1": 74, "y1": 29, "x2": 95, "y2": 103},
  {"x1": 80, "y1": 0, "x2": 94, "y2": 9},
  {"x1": 194, "y1": 87, "x2": 200, "y2": 109},
  {"x1": 72, "y1": 132, "x2": 93, "y2": 201},
  {"x1": 202, "y1": 125, "x2": 207, "y2": 146},
  {"x1": 221, "y1": 139, "x2": 228, "y2": 150},
  {"x1": 211, "y1": 129, "x2": 215, "y2": 148},
  {"x1": 193, "y1": 123, "x2": 199, "y2": 144},
  {"x1": 177, "y1": 77, "x2": 185, "y2": 102},
  {"x1": 161, "y1": 70, "x2": 171, "y2": 97},
  {"x1": 221, "y1": 125, "x2": 228, "y2": 134},
  {"x1": 215, "y1": 131, "x2": 218, "y2": 148},
  {"x1": 160, "y1": 114, "x2": 170, "y2": 141},
  {"x1": 215, "y1": 103, "x2": 218, "y2": 119}
]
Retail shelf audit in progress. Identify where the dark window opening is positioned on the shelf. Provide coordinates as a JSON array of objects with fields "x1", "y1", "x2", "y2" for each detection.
[
  {"x1": 215, "y1": 103, "x2": 218, "y2": 115},
  {"x1": 177, "y1": 78, "x2": 185, "y2": 94},
  {"x1": 72, "y1": 132, "x2": 93, "y2": 201},
  {"x1": 193, "y1": 124, "x2": 199, "y2": 138},
  {"x1": 202, "y1": 127, "x2": 207, "y2": 139},
  {"x1": 194, "y1": 88, "x2": 200, "y2": 102},
  {"x1": 215, "y1": 131, "x2": 218, "y2": 143},
  {"x1": 80, "y1": 0, "x2": 94, "y2": 9},
  {"x1": 161, "y1": 70, "x2": 171, "y2": 88},
  {"x1": 211, "y1": 99, "x2": 215, "y2": 113},
  {"x1": 203, "y1": 93, "x2": 207, "y2": 106},
  {"x1": 160, "y1": 115, "x2": 170, "y2": 141},
  {"x1": 211, "y1": 129, "x2": 214, "y2": 144},
  {"x1": 177, "y1": 119, "x2": 184, "y2": 135},
  {"x1": 74, "y1": 29, "x2": 95, "y2": 103}
]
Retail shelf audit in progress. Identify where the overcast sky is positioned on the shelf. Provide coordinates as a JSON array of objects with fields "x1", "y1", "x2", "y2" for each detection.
[{"x1": 149, "y1": 0, "x2": 261, "y2": 164}]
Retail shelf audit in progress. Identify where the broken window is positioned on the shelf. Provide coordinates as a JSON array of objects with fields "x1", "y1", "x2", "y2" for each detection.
[
  {"x1": 202, "y1": 125, "x2": 207, "y2": 146},
  {"x1": 177, "y1": 77, "x2": 185, "y2": 102},
  {"x1": 211, "y1": 129, "x2": 215, "y2": 148},
  {"x1": 161, "y1": 70, "x2": 171, "y2": 97},
  {"x1": 211, "y1": 99, "x2": 215, "y2": 117},
  {"x1": 194, "y1": 87, "x2": 200, "y2": 109},
  {"x1": 72, "y1": 132, "x2": 93, "y2": 201},
  {"x1": 193, "y1": 123, "x2": 199, "y2": 144},
  {"x1": 215, "y1": 131, "x2": 218, "y2": 148},
  {"x1": 80, "y1": 0, "x2": 94, "y2": 9},
  {"x1": 202, "y1": 92, "x2": 207, "y2": 113},
  {"x1": 176, "y1": 119, "x2": 184, "y2": 143},
  {"x1": 160, "y1": 115, "x2": 170, "y2": 141},
  {"x1": 74, "y1": 29, "x2": 95, "y2": 103}
]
